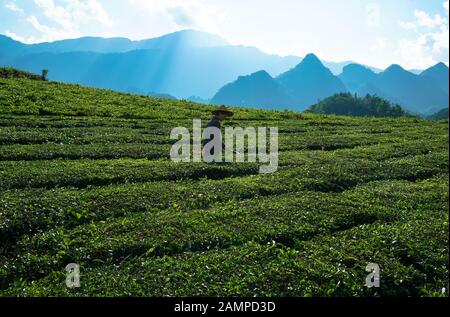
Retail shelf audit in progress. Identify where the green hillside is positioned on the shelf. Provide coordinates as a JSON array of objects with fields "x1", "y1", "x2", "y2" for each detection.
[
  {"x1": 0, "y1": 76, "x2": 448, "y2": 296},
  {"x1": 0, "y1": 67, "x2": 47, "y2": 81}
]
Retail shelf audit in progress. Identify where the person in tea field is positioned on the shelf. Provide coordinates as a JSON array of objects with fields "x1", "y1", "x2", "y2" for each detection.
[{"x1": 203, "y1": 105, "x2": 234, "y2": 157}]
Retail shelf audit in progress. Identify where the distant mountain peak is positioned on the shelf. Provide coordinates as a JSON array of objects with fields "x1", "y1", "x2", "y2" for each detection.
[
  {"x1": 171, "y1": 29, "x2": 226, "y2": 39},
  {"x1": 424, "y1": 62, "x2": 449, "y2": 73},
  {"x1": 385, "y1": 64, "x2": 407, "y2": 73},
  {"x1": 286, "y1": 53, "x2": 329, "y2": 75},
  {"x1": 140, "y1": 29, "x2": 229, "y2": 48},
  {"x1": 434, "y1": 61, "x2": 449, "y2": 68},
  {"x1": 247, "y1": 70, "x2": 272, "y2": 79},
  {"x1": 276, "y1": 53, "x2": 347, "y2": 109},
  {"x1": 419, "y1": 61, "x2": 449, "y2": 96},
  {"x1": 211, "y1": 69, "x2": 293, "y2": 109},
  {"x1": 342, "y1": 63, "x2": 375, "y2": 73},
  {"x1": 234, "y1": 70, "x2": 275, "y2": 85},
  {"x1": 339, "y1": 63, "x2": 377, "y2": 93},
  {"x1": 301, "y1": 53, "x2": 322, "y2": 65}
]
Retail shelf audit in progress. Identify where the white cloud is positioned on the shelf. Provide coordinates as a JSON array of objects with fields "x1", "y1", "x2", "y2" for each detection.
[
  {"x1": 127, "y1": 0, "x2": 222, "y2": 32},
  {"x1": 399, "y1": 8, "x2": 447, "y2": 30},
  {"x1": 34, "y1": 0, "x2": 74, "y2": 30},
  {"x1": 5, "y1": 31, "x2": 28, "y2": 43},
  {"x1": 396, "y1": 1, "x2": 449, "y2": 68},
  {"x1": 34, "y1": 0, "x2": 113, "y2": 29},
  {"x1": 5, "y1": 1, "x2": 24, "y2": 13},
  {"x1": 8, "y1": 0, "x2": 113, "y2": 43},
  {"x1": 414, "y1": 10, "x2": 446, "y2": 28},
  {"x1": 397, "y1": 34, "x2": 443, "y2": 69},
  {"x1": 6, "y1": 15, "x2": 81, "y2": 44},
  {"x1": 28, "y1": 15, "x2": 81, "y2": 42},
  {"x1": 432, "y1": 24, "x2": 450, "y2": 52}
]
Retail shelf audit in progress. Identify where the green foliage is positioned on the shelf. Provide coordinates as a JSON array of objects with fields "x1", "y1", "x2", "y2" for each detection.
[
  {"x1": 0, "y1": 67, "x2": 46, "y2": 81},
  {"x1": 308, "y1": 93, "x2": 410, "y2": 118},
  {"x1": 0, "y1": 77, "x2": 448, "y2": 296}
]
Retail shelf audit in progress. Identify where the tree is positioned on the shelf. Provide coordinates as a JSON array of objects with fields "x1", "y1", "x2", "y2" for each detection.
[
  {"x1": 41, "y1": 69, "x2": 49, "y2": 81},
  {"x1": 307, "y1": 93, "x2": 409, "y2": 118}
]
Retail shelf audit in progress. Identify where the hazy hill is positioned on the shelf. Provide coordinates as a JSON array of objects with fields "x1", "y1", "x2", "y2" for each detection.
[
  {"x1": 148, "y1": 91, "x2": 177, "y2": 100},
  {"x1": 0, "y1": 31, "x2": 301, "y2": 98},
  {"x1": 0, "y1": 30, "x2": 228, "y2": 56},
  {"x1": 0, "y1": 35, "x2": 26, "y2": 61},
  {"x1": 372, "y1": 64, "x2": 448, "y2": 114},
  {"x1": 213, "y1": 54, "x2": 349, "y2": 111},
  {"x1": 420, "y1": 62, "x2": 449, "y2": 95},
  {"x1": 276, "y1": 54, "x2": 347, "y2": 110},
  {"x1": 1, "y1": 30, "x2": 446, "y2": 113},
  {"x1": 7, "y1": 46, "x2": 302, "y2": 99},
  {"x1": 325, "y1": 60, "x2": 382, "y2": 75},
  {"x1": 428, "y1": 107, "x2": 449, "y2": 120},
  {"x1": 211, "y1": 70, "x2": 294, "y2": 109},
  {"x1": 210, "y1": 58, "x2": 448, "y2": 113},
  {"x1": 0, "y1": 31, "x2": 378, "y2": 99},
  {"x1": 340, "y1": 62, "x2": 449, "y2": 114},
  {"x1": 338, "y1": 64, "x2": 377, "y2": 92}
]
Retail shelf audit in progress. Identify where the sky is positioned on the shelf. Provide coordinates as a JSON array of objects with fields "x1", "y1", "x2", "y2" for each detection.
[{"x1": 1, "y1": 0, "x2": 449, "y2": 70}]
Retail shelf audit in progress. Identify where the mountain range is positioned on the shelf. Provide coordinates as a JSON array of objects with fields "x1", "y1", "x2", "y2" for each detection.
[
  {"x1": 1, "y1": 30, "x2": 447, "y2": 114},
  {"x1": 1, "y1": 30, "x2": 302, "y2": 98},
  {"x1": 0, "y1": 30, "x2": 382, "y2": 97},
  {"x1": 211, "y1": 54, "x2": 347, "y2": 110},
  {"x1": 342, "y1": 63, "x2": 449, "y2": 114},
  {"x1": 213, "y1": 54, "x2": 449, "y2": 114}
]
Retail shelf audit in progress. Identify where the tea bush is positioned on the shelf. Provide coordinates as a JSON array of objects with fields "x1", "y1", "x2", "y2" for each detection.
[{"x1": 0, "y1": 77, "x2": 447, "y2": 296}]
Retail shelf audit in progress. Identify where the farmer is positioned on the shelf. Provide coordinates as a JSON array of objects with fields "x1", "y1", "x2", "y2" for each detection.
[{"x1": 203, "y1": 105, "x2": 234, "y2": 157}]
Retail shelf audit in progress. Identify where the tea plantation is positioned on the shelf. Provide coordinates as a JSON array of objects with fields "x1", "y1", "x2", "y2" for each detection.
[{"x1": 0, "y1": 77, "x2": 448, "y2": 296}]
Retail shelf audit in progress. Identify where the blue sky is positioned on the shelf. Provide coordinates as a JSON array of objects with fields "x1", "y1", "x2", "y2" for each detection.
[{"x1": 1, "y1": 0, "x2": 448, "y2": 69}]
